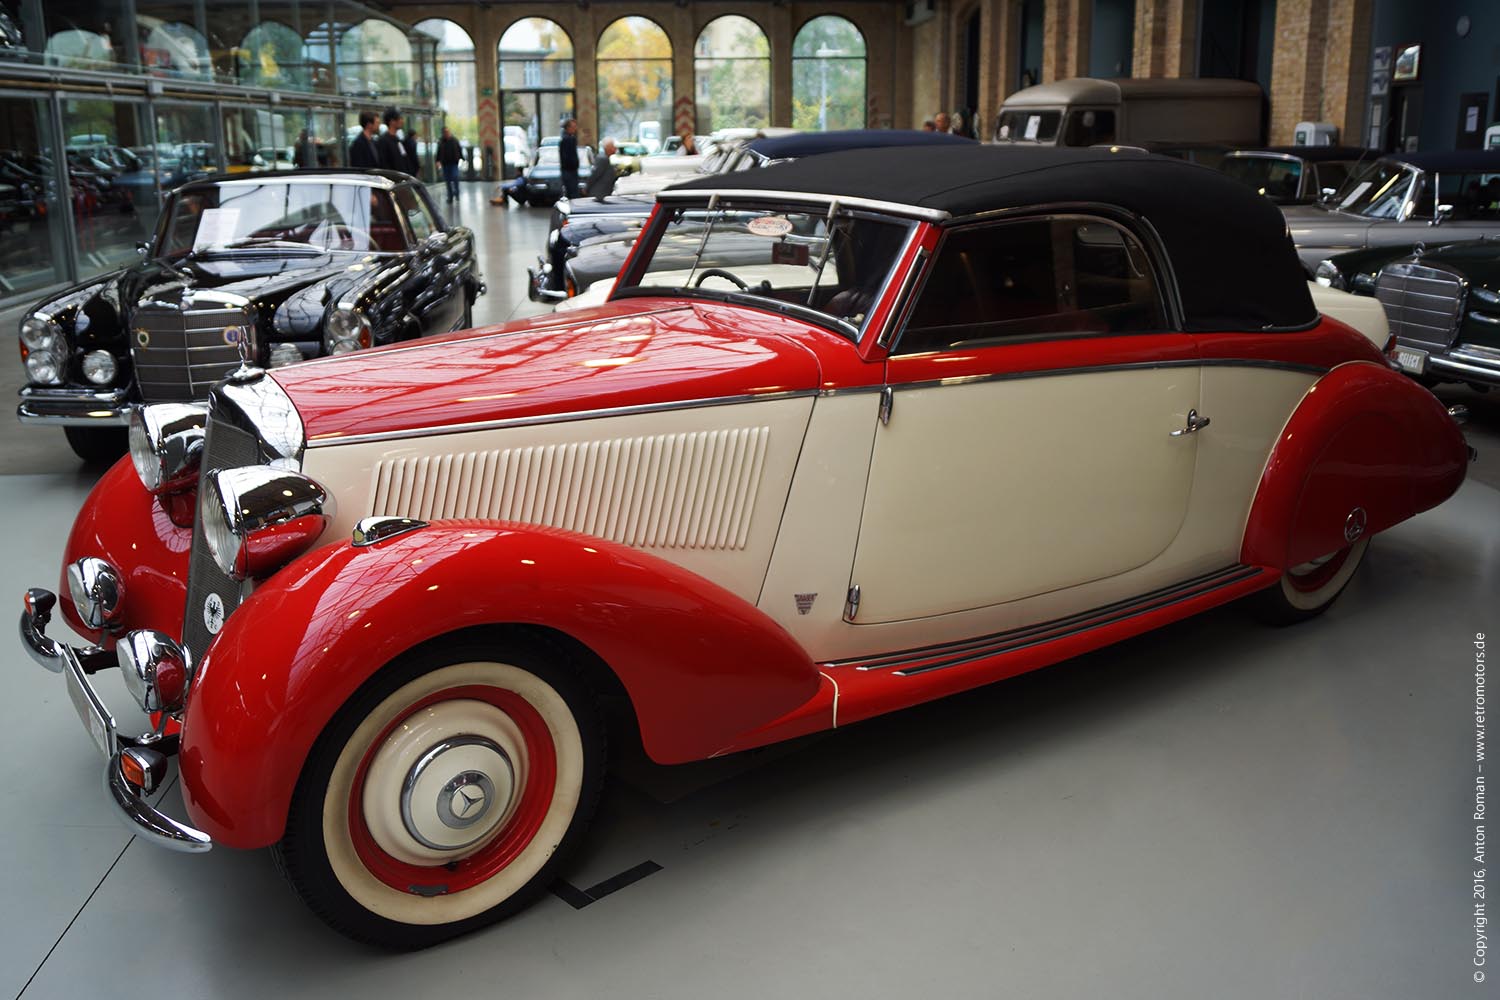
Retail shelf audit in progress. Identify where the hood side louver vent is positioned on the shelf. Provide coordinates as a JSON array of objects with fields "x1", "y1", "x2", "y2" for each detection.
[{"x1": 369, "y1": 427, "x2": 771, "y2": 551}]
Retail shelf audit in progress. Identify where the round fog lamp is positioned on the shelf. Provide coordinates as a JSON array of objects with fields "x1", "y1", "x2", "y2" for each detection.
[
  {"x1": 81, "y1": 350, "x2": 117, "y2": 386},
  {"x1": 24, "y1": 350, "x2": 64, "y2": 385}
]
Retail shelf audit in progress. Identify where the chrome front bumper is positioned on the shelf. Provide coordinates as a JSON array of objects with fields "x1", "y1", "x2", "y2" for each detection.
[
  {"x1": 17, "y1": 386, "x2": 131, "y2": 425},
  {"x1": 20, "y1": 590, "x2": 211, "y2": 852}
]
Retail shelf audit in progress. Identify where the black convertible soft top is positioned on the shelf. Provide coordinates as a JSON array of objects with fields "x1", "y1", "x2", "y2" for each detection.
[{"x1": 666, "y1": 145, "x2": 1317, "y2": 332}]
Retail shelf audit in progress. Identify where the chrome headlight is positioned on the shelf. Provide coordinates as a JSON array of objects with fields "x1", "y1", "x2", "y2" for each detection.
[
  {"x1": 324, "y1": 306, "x2": 371, "y2": 355},
  {"x1": 20, "y1": 316, "x2": 65, "y2": 385},
  {"x1": 118, "y1": 629, "x2": 192, "y2": 714},
  {"x1": 128, "y1": 404, "x2": 207, "y2": 495},
  {"x1": 66, "y1": 557, "x2": 124, "y2": 630},
  {"x1": 1314, "y1": 259, "x2": 1345, "y2": 290},
  {"x1": 200, "y1": 466, "x2": 335, "y2": 580},
  {"x1": 81, "y1": 350, "x2": 117, "y2": 386}
]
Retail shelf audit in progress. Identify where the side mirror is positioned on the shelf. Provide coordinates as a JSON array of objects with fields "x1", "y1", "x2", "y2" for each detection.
[{"x1": 1431, "y1": 204, "x2": 1454, "y2": 227}]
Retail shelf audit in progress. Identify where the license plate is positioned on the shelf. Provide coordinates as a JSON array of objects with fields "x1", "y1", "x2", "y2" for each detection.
[
  {"x1": 1395, "y1": 348, "x2": 1428, "y2": 374},
  {"x1": 64, "y1": 654, "x2": 115, "y2": 759}
]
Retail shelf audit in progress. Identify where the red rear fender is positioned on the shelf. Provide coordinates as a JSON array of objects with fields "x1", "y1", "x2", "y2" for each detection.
[
  {"x1": 178, "y1": 522, "x2": 820, "y2": 848},
  {"x1": 1241, "y1": 361, "x2": 1468, "y2": 569}
]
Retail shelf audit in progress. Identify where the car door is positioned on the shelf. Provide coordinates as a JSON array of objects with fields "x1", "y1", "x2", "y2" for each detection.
[
  {"x1": 1373, "y1": 168, "x2": 1500, "y2": 247},
  {"x1": 395, "y1": 183, "x2": 467, "y2": 334},
  {"x1": 848, "y1": 214, "x2": 1202, "y2": 625}
]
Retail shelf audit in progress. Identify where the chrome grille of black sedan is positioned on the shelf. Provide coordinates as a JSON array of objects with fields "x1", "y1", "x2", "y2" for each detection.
[
  {"x1": 1375, "y1": 262, "x2": 1466, "y2": 350},
  {"x1": 180, "y1": 415, "x2": 260, "y2": 661},
  {"x1": 130, "y1": 304, "x2": 252, "y2": 403}
]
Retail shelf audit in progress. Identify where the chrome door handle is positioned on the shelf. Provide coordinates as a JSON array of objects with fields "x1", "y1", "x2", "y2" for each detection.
[{"x1": 1170, "y1": 409, "x2": 1211, "y2": 436}]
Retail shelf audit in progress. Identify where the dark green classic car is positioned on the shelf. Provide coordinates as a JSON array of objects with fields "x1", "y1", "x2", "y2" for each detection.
[{"x1": 1317, "y1": 237, "x2": 1500, "y2": 389}]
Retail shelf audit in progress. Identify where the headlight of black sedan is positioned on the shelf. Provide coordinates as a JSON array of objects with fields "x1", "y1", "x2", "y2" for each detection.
[
  {"x1": 20, "y1": 316, "x2": 66, "y2": 385},
  {"x1": 324, "y1": 306, "x2": 371, "y2": 355},
  {"x1": 1314, "y1": 259, "x2": 1346, "y2": 290}
]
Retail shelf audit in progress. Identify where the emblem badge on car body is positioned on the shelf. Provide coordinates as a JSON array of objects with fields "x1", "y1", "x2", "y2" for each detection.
[
  {"x1": 135, "y1": 328, "x2": 150, "y2": 348},
  {"x1": 794, "y1": 593, "x2": 817, "y2": 615},
  {"x1": 1344, "y1": 507, "x2": 1367, "y2": 543},
  {"x1": 203, "y1": 592, "x2": 225, "y2": 635}
]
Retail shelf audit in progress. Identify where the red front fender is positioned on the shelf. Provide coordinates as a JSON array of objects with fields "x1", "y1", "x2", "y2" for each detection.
[
  {"x1": 178, "y1": 522, "x2": 820, "y2": 849},
  {"x1": 1241, "y1": 361, "x2": 1468, "y2": 570}
]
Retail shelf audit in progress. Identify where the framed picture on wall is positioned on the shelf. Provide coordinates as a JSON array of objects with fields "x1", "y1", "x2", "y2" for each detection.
[{"x1": 1393, "y1": 43, "x2": 1421, "y2": 82}]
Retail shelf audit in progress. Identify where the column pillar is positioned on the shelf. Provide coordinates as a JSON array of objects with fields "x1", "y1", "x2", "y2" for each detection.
[
  {"x1": 1042, "y1": 0, "x2": 1090, "y2": 83},
  {"x1": 1133, "y1": 0, "x2": 1194, "y2": 78}
]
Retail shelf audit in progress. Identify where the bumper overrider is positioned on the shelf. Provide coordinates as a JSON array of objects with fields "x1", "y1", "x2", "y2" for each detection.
[
  {"x1": 527, "y1": 255, "x2": 568, "y2": 303},
  {"x1": 20, "y1": 587, "x2": 211, "y2": 852}
]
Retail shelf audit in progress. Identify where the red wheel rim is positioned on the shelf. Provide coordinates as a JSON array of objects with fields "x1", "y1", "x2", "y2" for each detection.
[
  {"x1": 1285, "y1": 546, "x2": 1352, "y2": 594},
  {"x1": 346, "y1": 685, "x2": 559, "y2": 895}
]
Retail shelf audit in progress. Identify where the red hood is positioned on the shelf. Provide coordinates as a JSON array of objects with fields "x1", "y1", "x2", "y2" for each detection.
[{"x1": 271, "y1": 298, "x2": 834, "y2": 444}]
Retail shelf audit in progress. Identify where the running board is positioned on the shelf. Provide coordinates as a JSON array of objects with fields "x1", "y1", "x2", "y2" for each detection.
[{"x1": 826, "y1": 565, "x2": 1263, "y2": 678}]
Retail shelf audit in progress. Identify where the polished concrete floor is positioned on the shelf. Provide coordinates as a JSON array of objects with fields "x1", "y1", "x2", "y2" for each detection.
[{"x1": 2, "y1": 183, "x2": 1499, "y2": 998}]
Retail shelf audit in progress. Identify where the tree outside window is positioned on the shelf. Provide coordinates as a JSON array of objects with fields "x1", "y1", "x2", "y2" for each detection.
[
  {"x1": 694, "y1": 16, "x2": 769, "y2": 133},
  {"x1": 792, "y1": 16, "x2": 866, "y2": 131},
  {"x1": 596, "y1": 17, "x2": 672, "y2": 146}
]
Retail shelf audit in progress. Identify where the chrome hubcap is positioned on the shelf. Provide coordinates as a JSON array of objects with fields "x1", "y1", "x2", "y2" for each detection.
[{"x1": 399, "y1": 735, "x2": 516, "y2": 853}]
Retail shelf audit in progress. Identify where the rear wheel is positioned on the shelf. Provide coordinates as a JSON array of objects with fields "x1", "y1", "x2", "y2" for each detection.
[
  {"x1": 274, "y1": 637, "x2": 605, "y2": 949},
  {"x1": 64, "y1": 426, "x2": 127, "y2": 464},
  {"x1": 1252, "y1": 536, "x2": 1370, "y2": 626}
]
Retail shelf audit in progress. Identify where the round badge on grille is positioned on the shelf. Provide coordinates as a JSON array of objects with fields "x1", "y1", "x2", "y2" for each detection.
[
  {"x1": 1344, "y1": 507, "x2": 1367, "y2": 543},
  {"x1": 135, "y1": 328, "x2": 150, "y2": 348},
  {"x1": 203, "y1": 592, "x2": 225, "y2": 635},
  {"x1": 222, "y1": 325, "x2": 242, "y2": 347}
]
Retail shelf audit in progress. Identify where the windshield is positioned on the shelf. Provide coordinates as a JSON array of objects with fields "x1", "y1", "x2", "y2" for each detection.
[
  {"x1": 994, "y1": 109, "x2": 1062, "y2": 143},
  {"x1": 1333, "y1": 161, "x2": 1417, "y2": 218},
  {"x1": 619, "y1": 204, "x2": 916, "y2": 338},
  {"x1": 159, "y1": 182, "x2": 408, "y2": 255},
  {"x1": 1220, "y1": 155, "x2": 1304, "y2": 201}
]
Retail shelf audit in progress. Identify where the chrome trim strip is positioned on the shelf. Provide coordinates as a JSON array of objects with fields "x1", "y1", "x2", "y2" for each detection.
[
  {"x1": 1429, "y1": 355, "x2": 1500, "y2": 384},
  {"x1": 211, "y1": 175, "x2": 396, "y2": 190},
  {"x1": 352, "y1": 516, "x2": 428, "y2": 546},
  {"x1": 655, "y1": 188, "x2": 952, "y2": 223},
  {"x1": 105, "y1": 753, "x2": 213, "y2": 852},
  {"x1": 305, "y1": 389, "x2": 819, "y2": 448},
  {"x1": 816, "y1": 358, "x2": 1327, "y2": 398},
  {"x1": 829, "y1": 565, "x2": 1263, "y2": 677},
  {"x1": 16, "y1": 386, "x2": 131, "y2": 425}
]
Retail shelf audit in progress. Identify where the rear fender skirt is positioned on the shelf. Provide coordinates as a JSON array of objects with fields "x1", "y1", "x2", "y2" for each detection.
[
  {"x1": 1241, "y1": 360, "x2": 1469, "y2": 570},
  {"x1": 177, "y1": 522, "x2": 820, "y2": 848}
]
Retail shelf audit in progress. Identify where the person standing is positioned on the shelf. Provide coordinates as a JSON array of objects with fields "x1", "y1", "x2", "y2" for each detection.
[
  {"x1": 377, "y1": 107, "x2": 416, "y2": 175},
  {"x1": 437, "y1": 127, "x2": 462, "y2": 202},
  {"x1": 348, "y1": 111, "x2": 380, "y2": 169},
  {"x1": 402, "y1": 125, "x2": 420, "y2": 176},
  {"x1": 558, "y1": 117, "x2": 580, "y2": 199},
  {"x1": 933, "y1": 111, "x2": 951, "y2": 133},
  {"x1": 584, "y1": 138, "x2": 617, "y2": 200}
]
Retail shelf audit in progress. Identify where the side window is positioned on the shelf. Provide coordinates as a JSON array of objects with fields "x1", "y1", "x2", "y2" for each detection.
[
  {"x1": 895, "y1": 216, "x2": 1167, "y2": 355},
  {"x1": 394, "y1": 185, "x2": 435, "y2": 242},
  {"x1": 1063, "y1": 108, "x2": 1116, "y2": 146}
]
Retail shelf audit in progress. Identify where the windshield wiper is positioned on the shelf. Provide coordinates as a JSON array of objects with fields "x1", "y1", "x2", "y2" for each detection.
[{"x1": 193, "y1": 238, "x2": 321, "y2": 254}]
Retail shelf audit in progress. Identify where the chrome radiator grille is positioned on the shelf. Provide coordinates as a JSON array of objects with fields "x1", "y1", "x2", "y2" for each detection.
[
  {"x1": 180, "y1": 416, "x2": 260, "y2": 661},
  {"x1": 130, "y1": 304, "x2": 252, "y2": 403},
  {"x1": 1374, "y1": 262, "x2": 1465, "y2": 349}
]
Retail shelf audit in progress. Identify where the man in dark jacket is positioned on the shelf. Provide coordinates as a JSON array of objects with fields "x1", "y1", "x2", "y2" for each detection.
[
  {"x1": 377, "y1": 107, "x2": 417, "y2": 176},
  {"x1": 583, "y1": 138, "x2": 617, "y2": 200},
  {"x1": 558, "y1": 117, "x2": 580, "y2": 198},
  {"x1": 436, "y1": 127, "x2": 462, "y2": 202},
  {"x1": 349, "y1": 111, "x2": 380, "y2": 169}
]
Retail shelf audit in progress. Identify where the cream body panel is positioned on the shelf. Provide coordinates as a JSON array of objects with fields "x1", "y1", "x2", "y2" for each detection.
[
  {"x1": 1308, "y1": 281, "x2": 1389, "y2": 349},
  {"x1": 781, "y1": 364, "x2": 1317, "y2": 664},
  {"x1": 299, "y1": 397, "x2": 814, "y2": 604},
  {"x1": 849, "y1": 368, "x2": 1201, "y2": 624}
]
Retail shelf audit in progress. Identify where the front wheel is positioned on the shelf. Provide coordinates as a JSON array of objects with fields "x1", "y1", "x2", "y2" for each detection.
[
  {"x1": 274, "y1": 637, "x2": 605, "y2": 949},
  {"x1": 1252, "y1": 536, "x2": 1370, "y2": 626},
  {"x1": 64, "y1": 425, "x2": 128, "y2": 464}
]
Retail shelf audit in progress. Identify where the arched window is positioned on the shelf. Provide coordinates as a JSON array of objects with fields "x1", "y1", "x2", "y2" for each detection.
[
  {"x1": 137, "y1": 19, "x2": 211, "y2": 79},
  {"x1": 792, "y1": 16, "x2": 867, "y2": 131},
  {"x1": 45, "y1": 29, "x2": 115, "y2": 70},
  {"x1": 416, "y1": 19, "x2": 477, "y2": 144},
  {"x1": 498, "y1": 19, "x2": 576, "y2": 154},
  {"x1": 694, "y1": 16, "x2": 769, "y2": 133},
  {"x1": 239, "y1": 22, "x2": 304, "y2": 89},
  {"x1": 338, "y1": 19, "x2": 413, "y2": 99},
  {"x1": 596, "y1": 17, "x2": 672, "y2": 151}
]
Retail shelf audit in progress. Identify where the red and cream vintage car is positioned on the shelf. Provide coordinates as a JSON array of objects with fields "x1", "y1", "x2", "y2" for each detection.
[{"x1": 21, "y1": 146, "x2": 1471, "y2": 948}]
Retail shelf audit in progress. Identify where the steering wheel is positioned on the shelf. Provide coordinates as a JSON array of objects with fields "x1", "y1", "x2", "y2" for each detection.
[
  {"x1": 311, "y1": 222, "x2": 373, "y2": 250},
  {"x1": 692, "y1": 268, "x2": 750, "y2": 291}
]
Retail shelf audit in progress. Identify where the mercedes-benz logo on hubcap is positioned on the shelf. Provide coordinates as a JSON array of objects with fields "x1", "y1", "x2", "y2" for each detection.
[{"x1": 451, "y1": 783, "x2": 487, "y2": 820}]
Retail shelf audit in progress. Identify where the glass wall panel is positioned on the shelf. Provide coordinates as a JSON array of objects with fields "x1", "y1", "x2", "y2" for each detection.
[
  {"x1": 0, "y1": 94, "x2": 67, "y2": 300},
  {"x1": 137, "y1": 13, "x2": 212, "y2": 79},
  {"x1": 307, "y1": 108, "x2": 344, "y2": 167},
  {"x1": 694, "y1": 16, "x2": 770, "y2": 133},
  {"x1": 153, "y1": 101, "x2": 218, "y2": 192},
  {"x1": 240, "y1": 21, "x2": 308, "y2": 90},
  {"x1": 44, "y1": 0, "x2": 130, "y2": 71},
  {"x1": 223, "y1": 103, "x2": 295, "y2": 172},
  {"x1": 415, "y1": 18, "x2": 475, "y2": 147},
  {"x1": 61, "y1": 97, "x2": 153, "y2": 279},
  {"x1": 338, "y1": 18, "x2": 413, "y2": 101},
  {"x1": 596, "y1": 17, "x2": 671, "y2": 150},
  {"x1": 792, "y1": 17, "x2": 867, "y2": 131}
]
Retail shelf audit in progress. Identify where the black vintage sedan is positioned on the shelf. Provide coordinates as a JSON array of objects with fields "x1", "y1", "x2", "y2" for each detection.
[{"x1": 17, "y1": 169, "x2": 483, "y2": 461}]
